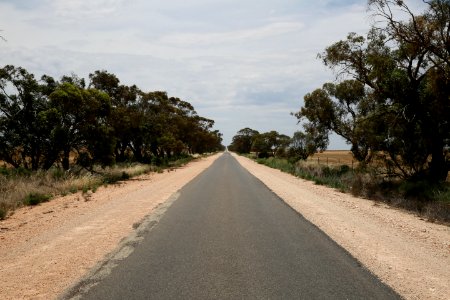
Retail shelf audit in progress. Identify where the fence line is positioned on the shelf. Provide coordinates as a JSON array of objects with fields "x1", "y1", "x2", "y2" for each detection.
[{"x1": 310, "y1": 156, "x2": 355, "y2": 169}]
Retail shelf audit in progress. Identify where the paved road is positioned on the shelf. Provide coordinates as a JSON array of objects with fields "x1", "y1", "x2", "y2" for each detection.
[{"x1": 70, "y1": 153, "x2": 399, "y2": 299}]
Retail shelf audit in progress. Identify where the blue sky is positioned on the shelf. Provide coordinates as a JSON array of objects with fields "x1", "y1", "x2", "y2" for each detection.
[{"x1": 0, "y1": 0, "x2": 425, "y2": 148}]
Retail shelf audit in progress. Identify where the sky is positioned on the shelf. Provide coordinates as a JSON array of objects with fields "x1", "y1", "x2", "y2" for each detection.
[{"x1": 0, "y1": 0, "x2": 426, "y2": 148}]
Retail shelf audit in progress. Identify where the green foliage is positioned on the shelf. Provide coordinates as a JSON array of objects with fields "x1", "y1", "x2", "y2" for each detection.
[
  {"x1": 256, "y1": 157, "x2": 295, "y2": 174},
  {"x1": 255, "y1": 157, "x2": 350, "y2": 192},
  {"x1": 0, "y1": 167, "x2": 32, "y2": 177},
  {"x1": 432, "y1": 186, "x2": 450, "y2": 204},
  {"x1": 51, "y1": 168, "x2": 67, "y2": 180},
  {"x1": 0, "y1": 204, "x2": 7, "y2": 220},
  {"x1": 0, "y1": 66, "x2": 224, "y2": 173},
  {"x1": 121, "y1": 171, "x2": 130, "y2": 180},
  {"x1": 295, "y1": 1, "x2": 450, "y2": 182},
  {"x1": 103, "y1": 173, "x2": 124, "y2": 184},
  {"x1": 0, "y1": 65, "x2": 57, "y2": 170},
  {"x1": 287, "y1": 131, "x2": 318, "y2": 163},
  {"x1": 168, "y1": 155, "x2": 194, "y2": 168},
  {"x1": 229, "y1": 128, "x2": 293, "y2": 160},
  {"x1": 296, "y1": 80, "x2": 372, "y2": 163},
  {"x1": 399, "y1": 181, "x2": 450, "y2": 203},
  {"x1": 228, "y1": 128, "x2": 259, "y2": 154},
  {"x1": 24, "y1": 193, "x2": 51, "y2": 206}
]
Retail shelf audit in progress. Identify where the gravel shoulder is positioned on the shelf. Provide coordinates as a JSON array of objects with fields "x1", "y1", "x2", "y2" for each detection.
[
  {"x1": 233, "y1": 154, "x2": 450, "y2": 300},
  {"x1": 0, "y1": 154, "x2": 221, "y2": 300}
]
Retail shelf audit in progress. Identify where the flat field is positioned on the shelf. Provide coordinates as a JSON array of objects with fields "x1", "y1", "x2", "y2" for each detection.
[{"x1": 307, "y1": 150, "x2": 355, "y2": 166}]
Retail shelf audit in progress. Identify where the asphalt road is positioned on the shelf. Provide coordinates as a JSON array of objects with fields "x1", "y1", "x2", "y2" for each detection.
[{"x1": 70, "y1": 152, "x2": 399, "y2": 299}]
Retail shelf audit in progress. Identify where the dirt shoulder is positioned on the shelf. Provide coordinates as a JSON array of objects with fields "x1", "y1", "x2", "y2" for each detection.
[
  {"x1": 1, "y1": 152, "x2": 448, "y2": 299},
  {"x1": 0, "y1": 154, "x2": 221, "y2": 300},
  {"x1": 233, "y1": 154, "x2": 450, "y2": 300}
]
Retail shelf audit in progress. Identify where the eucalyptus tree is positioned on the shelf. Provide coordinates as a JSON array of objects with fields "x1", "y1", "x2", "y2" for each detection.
[
  {"x1": 367, "y1": 0, "x2": 450, "y2": 181},
  {"x1": 250, "y1": 131, "x2": 290, "y2": 157},
  {"x1": 296, "y1": 80, "x2": 374, "y2": 163},
  {"x1": 0, "y1": 65, "x2": 56, "y2": 170},
  {"x1": 49, "y1": 82, "x2": 113, "y2": 169},
  {"x1": 297, "y1": 0, "x2": 449, "y2": 181},
  {"x1": 229, "y1": 128, "x2": 259, "y2": 154},
  {"x1": 89, "y1": 70, "x2": 141, "y2": 162},
  {"x1": 287, "y1": 131, "x2": 320, "y2": 163}
]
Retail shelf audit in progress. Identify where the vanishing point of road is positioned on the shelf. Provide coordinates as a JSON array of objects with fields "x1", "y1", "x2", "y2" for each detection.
[{"x1": 69, "y1": 153, "x2": 399, "y2": 299}]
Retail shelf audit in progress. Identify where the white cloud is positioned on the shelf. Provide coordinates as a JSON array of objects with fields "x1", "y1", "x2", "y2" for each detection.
[
  {"x1": 160, "y1": 22, "x2": 305, "y2": 46},
  {"x1": 51, "y1": 0, "x2": 127, "y2": 18},
  {"x1": 0, "y1": 0, "x2": 428, "y2": 147}
]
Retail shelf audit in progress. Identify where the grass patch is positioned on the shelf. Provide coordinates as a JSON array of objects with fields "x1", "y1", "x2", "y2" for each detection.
[
  {"x1": 256, "y1": 157, "x2": 295, "y2": 174},
  {"x1": 24, "y1": 193, "x2": 51, "y2": 206}
]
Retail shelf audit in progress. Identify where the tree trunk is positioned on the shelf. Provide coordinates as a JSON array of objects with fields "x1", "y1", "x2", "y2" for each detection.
[
  {"x1": 429, "y1": 140, "x2": 448, "y2": 182},
  {"x1": 62, "y1": 148, "x2": 70, "y2": 170},
  {"x1": 132, "y1": 146, "x2": 143, "y2": 162}
]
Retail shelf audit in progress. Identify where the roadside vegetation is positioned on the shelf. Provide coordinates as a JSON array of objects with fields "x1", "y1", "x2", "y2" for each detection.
[
  {"x1": 246, "y1": 154, "x2": 450, "y2": 223},
  {"x1": 229, "y1": 0, "x2": 450, "y2": 223},
  {"x1": 0, "y1": 66, "x2": 224, "y2": 219},
  {"x1": 0, "y1": 155, "x2": 199, "y2": 220}
]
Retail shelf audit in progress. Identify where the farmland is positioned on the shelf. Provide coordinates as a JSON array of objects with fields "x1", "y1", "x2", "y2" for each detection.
[{"x1": 307, "y1": 150, "x2": 355, "y2": 167}]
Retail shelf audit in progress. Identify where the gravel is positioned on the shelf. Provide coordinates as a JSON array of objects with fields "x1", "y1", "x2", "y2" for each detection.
[{"x1": 234, "y1": 154, "x2": 450, "y2": 300}]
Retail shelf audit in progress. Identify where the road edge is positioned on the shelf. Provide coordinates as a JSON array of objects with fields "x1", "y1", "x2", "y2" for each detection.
[{"x1": 58, "y1": 191, "x2": 181, "y2": 300}]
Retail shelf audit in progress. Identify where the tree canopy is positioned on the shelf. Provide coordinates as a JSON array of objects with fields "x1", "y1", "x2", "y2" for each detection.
[
  {"x1": 229, "y1": 128, "x2": 294, "y2": 159},
  {"x1": 295, "y1": 0, "x2": 449, "y2": 182},
  {"x1": 0, "y1": 66, "x2": 224, "y2": 171}
]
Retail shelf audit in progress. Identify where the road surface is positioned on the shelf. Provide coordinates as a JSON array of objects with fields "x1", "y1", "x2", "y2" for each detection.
[{"x1": 66, "y1": 153, "x2": 399, "y2": 299}]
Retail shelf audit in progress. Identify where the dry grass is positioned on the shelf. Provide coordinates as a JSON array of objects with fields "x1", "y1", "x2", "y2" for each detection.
[
  {"x1": 0, "y1": 153, "x2": 200, "y2": 220},
  {"x1": 0, "y1": 163, "x2": 155, "y2": 220},
  {"x1": 307, "y1": 151, "x2": 450, "y2": 181},
  {"x1": 307, "y1": 150, "x2": 357, "y2": 167},
  {"x1": 252, "y1": 155, "x2": 450, "y2": 224}
]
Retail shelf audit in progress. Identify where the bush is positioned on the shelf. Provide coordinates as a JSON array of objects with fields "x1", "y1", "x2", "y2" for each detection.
[
  {"x1": 0, "y1": 167, "x2": 32, "y2": 177},
  {"x1": 151, "y1": 156, "x2": 167, "y2": 166},
  {"x1": 51, "y1": 168, "x2": 67, "y2": 180},
  {"x1": 0, "y1": 167, "x2": 9, "y2": 176},
  {"x1": 432, "y1": 185, "x2": 450, "y2": 204},
  {"x1": 0, "y1": 206, "x2": 7, "y2": 220},
  {"x1": 24, "y1": 193, "x2": 51, "y2": 206},
  {"x1": 168, "y1": 155, "x2": 194, "y2": 168},
  {"x1": 103, "y1": 173, "x2": 122, "y2": 184},
  {"x1": 399, "y1": 181, "x2": 435, "y2": 201}
]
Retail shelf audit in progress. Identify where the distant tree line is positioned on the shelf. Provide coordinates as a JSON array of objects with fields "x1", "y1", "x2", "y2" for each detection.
[
  {"x1": 228, "y1": 128, "x2": 313, "y2": 163},
  {"x1": 0, "y1": 66, "x2": 224, "y2": 171},
  {"x1": 294, "y1": 0, "x2": 449, "y2": 182}
]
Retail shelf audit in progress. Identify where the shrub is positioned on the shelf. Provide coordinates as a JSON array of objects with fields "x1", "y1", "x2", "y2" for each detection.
[
  {"x1": 0, "y1": 167, "x2": 9, "y2": 176},
  {"x1": 51, "y1": 168, "x2": 67, "y2": 180},
  {"x1": 0, "y1": 207, "x2": 7, "y2": 220},
  {"x1": 24, "y1": 193, "x2": 51, "y2": 206},
  {"x1": 432, "y1": 185, "x2": 450, "y2": 204},
  {"x1": 399, "y1": 181, "x2": 439, "y2": 201},
  {"x1": 103, "y1": 174, "x2": 121, "y2": 184}
]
